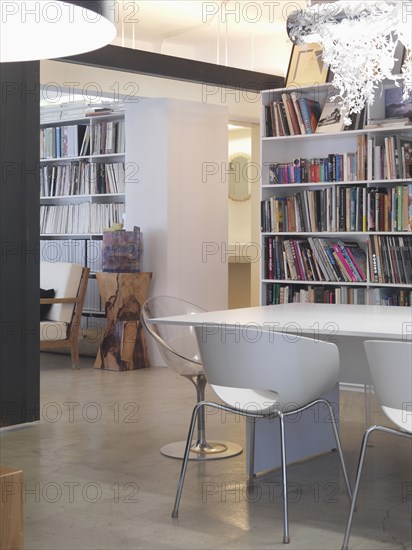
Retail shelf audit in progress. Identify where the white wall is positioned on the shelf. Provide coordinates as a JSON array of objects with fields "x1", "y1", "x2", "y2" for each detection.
[
  {"x1": 228, "y1": 127, "x2": 252, "y2": 245},
  {"x1": 125, "y1": 98, "x2": 229, "y2": 312}
]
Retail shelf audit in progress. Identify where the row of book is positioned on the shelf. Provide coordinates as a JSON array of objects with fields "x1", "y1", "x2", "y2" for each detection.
[
  {"x1": 368, "y1": 186, "x2": 412, "y2": 232},
  {"x1": 265, "y1": 283, "x2": 411, "y2": 307},
  {"x1": 91, "y1": 120, "x2": 125, "y2": 156},
  {"x1": 41, "y1": 124, "x2": 87, "y2": 159},
  {"x1": 261, "y1": 184, "x2": 412, "y2": 233},
  {"x1": 264, "y1": 92, "x2": 322, "y2": 137},
  {"x1": 40, "y1": 162, "x2": 126, "y2": 197},
  {"x1": 368, "y1": 235, "x2": 412, "y2": 285},
  {"x1": 268, "y1": 153, "x2": 357, "y2": 184},
  {"x1": 40, "y1": 203, "x2": 125, "y2": 234},
  {"x1": 362, "y1": 134, "x2": 412, "y2": 181},
  {"x1": 40, "y1": 119, "x2": 125, "y2": 159},
  {"x1": 267, "y1": 135, "x2": 412, "y2": 185},
  {"x1": 264, "y1": 237, "x2": 367, "y2": 283}
]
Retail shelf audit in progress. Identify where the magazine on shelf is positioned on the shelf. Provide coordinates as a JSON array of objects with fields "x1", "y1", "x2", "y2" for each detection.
[
  {"x1": 316, "y1": 97, "x2": 346, "y2": 134},
  {"x1": 384, "y1": 86, "x2": 412, "y2": 120}
]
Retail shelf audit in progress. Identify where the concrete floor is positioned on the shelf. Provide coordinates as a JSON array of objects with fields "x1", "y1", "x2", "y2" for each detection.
[{"x1": 1, "y1": 353, "x2": 411, "y2": 550}]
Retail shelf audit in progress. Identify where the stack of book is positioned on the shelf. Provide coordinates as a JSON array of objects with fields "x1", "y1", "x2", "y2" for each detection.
[
  {"x1": 261, "y1": 186, "x2": 368, "y2": 233},
  {"x1": 40, "y1": 124, "x2": 89, "y2": 159},
  {"x1": 264, "y1": 236, "x2": 367, "y2": 283},
  {"x1": 268, "y1": 153, "x2": 357, "y2": 184},
  {"x1": 40, "y1": 162, "x2": 125, "y2": 196},
  {"x1": 368, "y1": 235, "x2": 412, "y2": 284},
  {"x1": 267, "y1": 135, "x2": 412, "y2": 183},
  {"x1": 91, "y1": 120, "x2": 125, "y2": 155},
  {"x1": 266, "y1": 283, "x2": 411, "y2": 306},
  {"x1": 264, "y1": 92, "x2": 321, "y2": 137},
  {"x1": 40, "y1": 203, "x2": 125, "y2": 234},
  {"x1": 367, "y1": 185, "x2": 412, "y2": 232},
  {"x1": 261, "y1": 184, "x2": 412, "y2": 233}
]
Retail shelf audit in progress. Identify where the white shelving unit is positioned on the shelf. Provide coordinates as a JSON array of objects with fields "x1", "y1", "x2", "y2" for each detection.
[
  {"x1": 260, "y1": 83, "x2": 412, "y2": 307},
  {"x1": 39, "y1": 104, "x2": 131, "y2": 328}
]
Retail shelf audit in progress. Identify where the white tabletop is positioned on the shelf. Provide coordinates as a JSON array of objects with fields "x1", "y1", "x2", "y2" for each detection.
[{"x1": 150, "y1": 303, "x2": 412, "y2": 340}]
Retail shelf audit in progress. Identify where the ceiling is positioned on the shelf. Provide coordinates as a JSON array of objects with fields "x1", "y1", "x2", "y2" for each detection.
[{"x1": 110, "y1": 0, "x2": 308, "y2": 77}]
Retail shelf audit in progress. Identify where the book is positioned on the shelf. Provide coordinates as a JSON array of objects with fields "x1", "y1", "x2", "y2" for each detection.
[
  {"x1": 298, "y1": 97, "x2": 321, "y2": 134},
  {"x1": 290, "y1": 91, "x2": 306, "y2": 135},
  {"x1": 397, "y1": 136, "x2": 412, "y2": 179},
  {"x1": 265, "y1": 105, "x2": 272, "y2": 137},
  {"x1": 281, "y1": 93, "x2": 300, "y2": 135},
  {"x1": 338, "y1": 241, "x2": 367, "y2": 281},
  {"x1": 316, "y1": 97, "x2": 346, "y2": 134},
  {"x1": 332, "y1": 245, "x2": 355, "y2": 282}
]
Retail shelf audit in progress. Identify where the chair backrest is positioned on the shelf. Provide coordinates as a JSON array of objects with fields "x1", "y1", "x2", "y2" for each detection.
[
  {"x1": 40, "y1": 262, "x2": 84, "y2": 323},
  {"x1": 194, "y1": 324, "x2": 340, "y2": 412},
  {"x1": 141, "y1": 296, "x2": 206, "y2": 376},
  {"x1": 364, "y1": 340, "x2": 412, "y2": 433}
]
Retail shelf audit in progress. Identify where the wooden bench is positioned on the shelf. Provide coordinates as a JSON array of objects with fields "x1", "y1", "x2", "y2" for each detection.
[{"x1": 40, "y1": 262, "x2": 89, "y2": 369}]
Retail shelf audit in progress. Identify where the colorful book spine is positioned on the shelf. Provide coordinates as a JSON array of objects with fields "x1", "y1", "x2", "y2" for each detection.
[{"x1": 298, "y1": 98, "x2": 313, "y2": 134}]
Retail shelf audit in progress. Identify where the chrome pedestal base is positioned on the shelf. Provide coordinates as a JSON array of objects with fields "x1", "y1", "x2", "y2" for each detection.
[{"x1": 160, "y1": 440, "x2": 242, "y2": 460}]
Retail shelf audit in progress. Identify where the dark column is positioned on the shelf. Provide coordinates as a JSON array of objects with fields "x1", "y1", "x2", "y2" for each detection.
[{"x1": 0, "y1": 62, "x2": 40, "y2": 426}]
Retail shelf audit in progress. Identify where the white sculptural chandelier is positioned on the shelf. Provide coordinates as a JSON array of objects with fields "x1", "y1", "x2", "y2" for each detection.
[{"x1": 287, "y1": 1, "x2": 412, "y2": 125}]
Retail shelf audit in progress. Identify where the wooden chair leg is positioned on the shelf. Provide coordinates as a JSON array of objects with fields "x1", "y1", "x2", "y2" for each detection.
[{"x1": 71, "y1": 340, "x2": 80, "y2": 370}]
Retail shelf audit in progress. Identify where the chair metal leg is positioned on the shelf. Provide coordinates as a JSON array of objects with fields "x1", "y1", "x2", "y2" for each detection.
[
  {"x1": 247, "y1": 417, "x2": 256, "y2": 490},
  {"x1": 341, "y1": 425, "x2": 412, "y2": 550},
  {"x1": 364, "y1": 384, "x2": 374, "y2": 446},
  {"x1": 341, "y1": 426, "x2": 375, "y2": 550},
  {"x1": 172, "y1": 402, "x2": 202, "y2": 518},
  {"x1": 279, "y1": 412, "x2": 290, "y2": 544},
  {"x1": 321, "y1": 399, "x2": 353, "y2": 503}
]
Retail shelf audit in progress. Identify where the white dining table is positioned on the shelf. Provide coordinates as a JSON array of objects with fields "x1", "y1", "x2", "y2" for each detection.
[{"x1": 150, "y1": 303, "x2": 412, "y2": 473}]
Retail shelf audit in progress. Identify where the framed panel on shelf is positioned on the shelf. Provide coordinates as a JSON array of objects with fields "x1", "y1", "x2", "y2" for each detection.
[{"x1": 285, "y1": 43, "x2": 330, "y2": 88}]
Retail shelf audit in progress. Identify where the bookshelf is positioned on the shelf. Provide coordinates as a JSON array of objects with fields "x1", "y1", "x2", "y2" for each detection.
[
  {"x1": 261, "y1": 83, "x2": 412, "y2": 308},
  {"x1": 39, "y1": 103, "x2": 132, "y2": 328}
]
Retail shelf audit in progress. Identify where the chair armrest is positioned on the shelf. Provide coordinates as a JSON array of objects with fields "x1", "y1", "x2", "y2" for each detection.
[{"x1": 40, "y1": 297, "x2": 79, "y2": 305}]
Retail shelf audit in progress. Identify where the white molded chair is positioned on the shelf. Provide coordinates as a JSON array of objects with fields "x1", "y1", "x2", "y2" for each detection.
[
  {"x1": 172, "y1": 324, "x2": 352, "y2": 544},
  {"x1": 342, "y1": 340, "x2": 412, "y2": 550},
  {"x1": 141, "y1": 296, "x2": 242, "y2": 460}
]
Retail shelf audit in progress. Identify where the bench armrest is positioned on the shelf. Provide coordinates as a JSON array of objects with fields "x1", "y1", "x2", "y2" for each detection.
[{"x1": 40, "y1": 297, "x2": 79, "y2": 305}]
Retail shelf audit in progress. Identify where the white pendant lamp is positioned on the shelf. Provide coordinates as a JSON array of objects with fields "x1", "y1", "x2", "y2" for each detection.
[{"x1": 0, "y1": 0, "x2": 117, "y2": 63}]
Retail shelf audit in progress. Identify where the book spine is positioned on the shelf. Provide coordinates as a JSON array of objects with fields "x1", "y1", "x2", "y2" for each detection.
[
  {"x1": 345, "y1": 247, "x2": 366, "y2": 281},
  {"x1": 298, "y1": 98, "x2": 313, "y2": 134},
  {"x1": 397, "y1": 185, "x2": 403, "y2": 232},
  {"x1": 368, "y1": 237, "x2": 379, "y2": 283},
  {"x1": 290, "y1": 92, "x2": 306, "y2": 135},
  {"x1": 336, "y1": 242, "x2": 360, "y2": 281},
  {"x1": 402, "y1": 186, "x2": 409, "y2": 232},
  {"x1": 292, "y1": 241, "x2": 305, "y2": 280},
  {"x1": 267, "y1": 237, "x2": 273, "y2": 279},
  {"x1": 332, "y1": 247, "x2": 352, "y2": 282},
  {"x1": 281, "y1": 93, "x2": 300, "y2": 135},
  {"x1": 284, "y1": 240, "x2": 297, "y2": 280},
  {"x1": 265, "y1": 106, "x2": 272, "y2": 137},
  {"x1": 374, "y1": 235, "x2": 383, "y2": 283}
]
